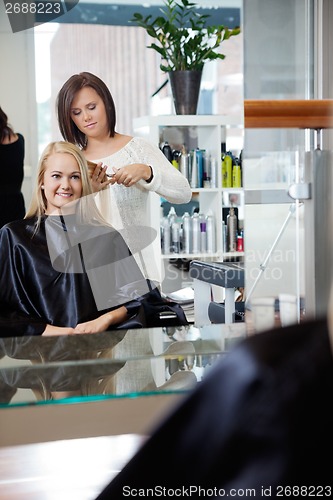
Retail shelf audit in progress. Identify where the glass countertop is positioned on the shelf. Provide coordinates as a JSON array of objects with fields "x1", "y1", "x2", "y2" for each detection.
[{"x1": 0, "y1": 323, "x2": 247, "y2": 408}]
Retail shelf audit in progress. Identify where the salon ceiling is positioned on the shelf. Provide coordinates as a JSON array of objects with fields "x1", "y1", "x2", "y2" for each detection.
[{"x1": 55, "y1": 1, "x2": 240, "y2": 28}]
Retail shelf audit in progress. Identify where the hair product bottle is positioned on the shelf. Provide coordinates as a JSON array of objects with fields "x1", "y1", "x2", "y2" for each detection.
[
  {"x1": 192, "y1": 213, "x2": 200, "y2": 254},
  {"x1": 200, "y1": 221, "x2": 207, "y2": 253},
  {"x1": 190, "y1": 149, "x2": 198, "y2": 189},
  {"x1": 162, "y1": 141, "x2": 173, "y2": 162},
  {"x1": 206, "y1": 211, "x2": 216, "y2": 253},
  {"x1": 167, "y1": 206, "x2": 177, "y2": 227},
  {"x1": 162, "y1": 218, "x2": 171, "y2": 254},
  {"x1": 182, "y1": 212, "x2": 191, "y2": 254},
  {"x1": 180, "y1": 144, "x2": 189, "y2": 182},
  {"x1": 223, "y1": 152, "x2": 233, "y2": 188},
  {"x1": 171, "y1": 222, "x2": 180, "y2": 253},
  {"x1": 227, "y1": 207, "x2": 238, "y2": 252}
]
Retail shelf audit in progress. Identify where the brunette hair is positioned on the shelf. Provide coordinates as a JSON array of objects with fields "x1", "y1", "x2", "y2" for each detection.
[
  {"x1": 0, "y1": 107, "x2": 14, "y2": 143},
  {"x1": 25, "y1": 141, "x2": 105, "y2": 231},
  {"x1": 56, "y1": 72, "x2": 116, "y2": 149}
]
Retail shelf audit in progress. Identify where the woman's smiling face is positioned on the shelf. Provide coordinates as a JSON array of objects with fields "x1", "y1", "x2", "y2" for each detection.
[{"x1": 42, "y1": 152, "x2": 83, "y2": 214}]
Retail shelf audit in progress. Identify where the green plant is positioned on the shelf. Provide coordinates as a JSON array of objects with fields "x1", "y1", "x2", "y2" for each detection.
[{"x1": 132, "y1": 0, "x2": 241, "y2": 72}]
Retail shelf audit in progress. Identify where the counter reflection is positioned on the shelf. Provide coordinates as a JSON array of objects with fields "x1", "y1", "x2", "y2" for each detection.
[{"x1": 0, "y1": 323, "x2": 246, "y2": 406}]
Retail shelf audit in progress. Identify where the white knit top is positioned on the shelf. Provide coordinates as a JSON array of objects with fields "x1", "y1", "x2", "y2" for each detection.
[
  {"x1": 93, "y1": 136, "x2": 191, "y2": 227},
  {"x1": 93, "y1": 136, "x2": 192, "y2": 283}
]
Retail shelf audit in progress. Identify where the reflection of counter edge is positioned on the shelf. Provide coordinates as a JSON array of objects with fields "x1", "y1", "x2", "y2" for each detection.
[
  {"x1": 0, "y1": 324, "x2": 247, "y2": 368},
  {"x1": 0, "y1": 347, "x2": 227, "y2": 372},
  {"x1": 0, "y1": 342, "x2": 233, "y2": 369},
  {"x1": 0, "y1": 389, "x2": 191, "y2": 411}
]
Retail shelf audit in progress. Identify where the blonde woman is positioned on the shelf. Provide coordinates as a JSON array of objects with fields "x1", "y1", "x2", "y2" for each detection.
[{"x1": 0, "y1": 141, "x2": 152, "y2": 337}]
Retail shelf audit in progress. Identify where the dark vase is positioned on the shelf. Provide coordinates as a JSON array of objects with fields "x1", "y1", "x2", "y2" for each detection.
[{"x1": 169, "y1": 70, "x2": 203, "y2": 115}]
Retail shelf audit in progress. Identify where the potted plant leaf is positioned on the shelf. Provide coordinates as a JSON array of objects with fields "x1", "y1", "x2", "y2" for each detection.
[{"x1": 132, "y1": 0, "x2": 241, "y2": 114}]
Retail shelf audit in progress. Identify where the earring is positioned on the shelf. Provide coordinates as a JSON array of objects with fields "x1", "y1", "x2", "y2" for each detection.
[{"x1": 41, "y1": 185, "x2": 44, "y2": 189}]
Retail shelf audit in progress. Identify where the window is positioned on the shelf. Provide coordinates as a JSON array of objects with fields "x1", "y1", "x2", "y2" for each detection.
[{"x1": 34, "y1": 2, "x2": 243, "y2": 151}]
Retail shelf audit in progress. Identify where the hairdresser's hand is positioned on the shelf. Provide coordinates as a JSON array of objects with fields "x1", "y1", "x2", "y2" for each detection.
[
  {"x1": 91, "y1": 162, "x2": 113, "y2": 192},
  {"x1": 73, "y1": 307, "x2": 128, "y2": 334},
  {"x1": 110, "y1": 164, "x2": 152, "y2": 187},
  {"x1": 42, "y1": 324, "x2": 75, "y2": 336}
]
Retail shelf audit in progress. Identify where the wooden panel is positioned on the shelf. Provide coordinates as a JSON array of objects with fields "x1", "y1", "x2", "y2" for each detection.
[
  {"x1": 244, "y1": 99, "x2": 333, "y2": 129},
  {"x1": 0, "y1": 393, "x2": 183, "y2": 447}
]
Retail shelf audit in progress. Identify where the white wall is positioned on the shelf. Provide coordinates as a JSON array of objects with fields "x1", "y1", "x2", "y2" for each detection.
[{"x1": 0, "y1": 2, "x2": 38, "y2": 208}]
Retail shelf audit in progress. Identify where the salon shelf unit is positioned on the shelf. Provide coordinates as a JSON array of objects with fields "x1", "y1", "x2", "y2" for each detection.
[{"x1": 133, "y1": 114, "x2": 245, "y2": 270}]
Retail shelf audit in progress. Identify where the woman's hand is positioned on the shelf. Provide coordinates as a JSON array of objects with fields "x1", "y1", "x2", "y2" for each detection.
[
  {"x1": 73, "y1": 307, "x2": 128, "y2": 334},
  {"x1": 42, "y1": 324, "x2": 76, "y2": 336},
  {"x1": 73, "y1": 317, "x2": 111, "y2": 334},
  {"x1": 110, "y1": 164, "x2": 152, "y2": 187},
  {"x1": 90, "y1": 162, "x2": 113, "y2": 192}
]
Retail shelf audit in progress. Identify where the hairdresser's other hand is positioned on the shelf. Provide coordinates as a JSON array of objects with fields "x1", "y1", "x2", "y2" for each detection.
[
  {"x1": 42, "y1": 324, "x2": 76, "y2": 336},
  {"x1": 110, "y1": 164, "x2": 152, "y2": 187},
  {"x1": 91, "y1": 162, "x2": 113, "y2": 192}
]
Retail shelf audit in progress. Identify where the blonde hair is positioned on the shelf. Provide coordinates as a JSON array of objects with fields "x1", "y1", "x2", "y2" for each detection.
[{"x1": 25, "y1": 141, "x2": 108, "y2": 231}]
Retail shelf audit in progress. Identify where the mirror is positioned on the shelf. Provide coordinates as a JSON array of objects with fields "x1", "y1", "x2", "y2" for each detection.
[
  {"x1": 2, "y1": 0, "x2": 329, "y2": 449},
  {"x1": 33, "y1": 0, "x2": 244, "y2": 297}
]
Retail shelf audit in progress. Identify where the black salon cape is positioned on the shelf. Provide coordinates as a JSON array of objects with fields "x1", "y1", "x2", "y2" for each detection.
[
  {"x1": 96, "y1": 318, "x2": 333, "y2": 498},
  {"x1": 0, "y1": 216, "x2": 149, "y2": 336}
]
